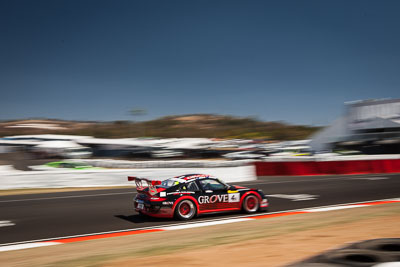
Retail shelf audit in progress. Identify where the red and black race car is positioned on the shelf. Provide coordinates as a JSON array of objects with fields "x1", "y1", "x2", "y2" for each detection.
[{"x1": 128, "y1": 174, "x2": 268, "y2": 220}]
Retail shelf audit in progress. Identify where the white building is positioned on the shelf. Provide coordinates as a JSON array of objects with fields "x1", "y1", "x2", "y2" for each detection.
[{"x1": 310, "y1": 99, "x2": 400, "y2": 154}]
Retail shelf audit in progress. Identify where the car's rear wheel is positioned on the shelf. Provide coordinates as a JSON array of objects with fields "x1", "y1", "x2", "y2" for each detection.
[
  {"x1": 242, "y1": 194, "x2": 259, "y2": 213},
  {"x1": 175, "y1": 199, "x2": 196, "y2": 220}
]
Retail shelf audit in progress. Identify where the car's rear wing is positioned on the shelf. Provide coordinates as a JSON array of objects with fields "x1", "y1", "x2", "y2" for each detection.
[{"x1": 128, "y1": 176, "x2": 161, "y2": 195}]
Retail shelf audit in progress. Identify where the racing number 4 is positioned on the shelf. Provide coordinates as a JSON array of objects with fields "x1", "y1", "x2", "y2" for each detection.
[{"x1": 228, "y1": 193, "x2": 240, "y2": 203}]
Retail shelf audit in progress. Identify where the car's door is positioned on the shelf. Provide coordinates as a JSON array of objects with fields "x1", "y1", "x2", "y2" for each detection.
[
  {"x1": 197, "y1": 178, "x2": 240, "y2": 212},
  {"x1": 180, "y1": 181, "x2": 202, "y2": 199}
]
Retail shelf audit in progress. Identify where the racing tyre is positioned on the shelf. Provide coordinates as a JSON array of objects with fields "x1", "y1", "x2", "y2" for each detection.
[
  {"x1": 242, "y1": 194, "x2": 259, "y2": 213},
  {"x1": 287, "y1": 264, "x2": 348, "y2": 267},
  {"x1": 322, "y1": 249, "x2": 396, "y2": 266},
  {"x1": 353, "y1": 238, "x2": 400, "y2": 260},
  {"x1": 175, "y1": 200, "x2": 196, "y2": 220}
]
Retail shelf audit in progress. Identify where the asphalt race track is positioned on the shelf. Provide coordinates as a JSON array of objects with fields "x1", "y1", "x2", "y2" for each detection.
[{"x1": 1, "y1": 173, "x2": 399, "y2": 245}]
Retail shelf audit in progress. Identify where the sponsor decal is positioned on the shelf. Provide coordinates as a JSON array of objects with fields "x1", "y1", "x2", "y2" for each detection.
[
  {"x1": 162, "y1": 201, "x2": 174, "y2": 205},
  {"x1": 198, "y1": 194, "x2": 240, "y2": 204},
  {"x1": 198, "y1": 195, "x2": 228, "y2": 204},
  {"x1": 228, "y1": 193, "x2": 240, "y2": 203},
  {"x1": 167, "y1": 191, "x2": 195, "y2": 195},
  {"x1": 184, "y1": 174, "x2": 209, "y2": 180}
]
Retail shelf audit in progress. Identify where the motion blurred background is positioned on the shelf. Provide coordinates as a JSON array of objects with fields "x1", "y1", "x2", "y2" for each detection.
[{"x1": 1, "y1": 1, "x2": 400, "y2": 266}]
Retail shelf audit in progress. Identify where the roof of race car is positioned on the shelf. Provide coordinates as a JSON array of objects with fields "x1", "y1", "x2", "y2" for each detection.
[{"x1": 174, "y1": 174, "x2": 215, "y2": 181}]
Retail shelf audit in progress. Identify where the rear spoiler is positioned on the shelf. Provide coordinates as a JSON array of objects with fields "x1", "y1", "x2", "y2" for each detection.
[{"x1": 128, "y1": 176, "x2": 161, "y2": 195}]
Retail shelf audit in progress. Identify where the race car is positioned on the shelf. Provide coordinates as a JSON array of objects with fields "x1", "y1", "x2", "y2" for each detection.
[{"x1": 128, "y1": 174, "x2": 268, "y2": 220}]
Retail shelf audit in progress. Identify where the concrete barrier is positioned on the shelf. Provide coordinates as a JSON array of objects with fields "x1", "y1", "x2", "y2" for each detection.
[
  {"x1": 0, "y1": 165, "x2": 256, "y2": 189},
  {"x1": 0, "y1": 165, "x2": 18, "y2": 173},
  {"x1": 68, "y1": 159, "x2": 253, "y2": 168}
]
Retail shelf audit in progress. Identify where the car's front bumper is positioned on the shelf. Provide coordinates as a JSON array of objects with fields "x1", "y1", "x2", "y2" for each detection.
[{"x1": 259, "y1": 198, "x2": 269, "y2": 211}]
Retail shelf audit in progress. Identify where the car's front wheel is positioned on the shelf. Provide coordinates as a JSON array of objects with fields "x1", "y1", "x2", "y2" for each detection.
[
  {"x1": 175, "y1": 199, "x2": 197, "y2": 220},
  {"x1": 242, "y1": 194, "x2": 259, "y2": 213}
]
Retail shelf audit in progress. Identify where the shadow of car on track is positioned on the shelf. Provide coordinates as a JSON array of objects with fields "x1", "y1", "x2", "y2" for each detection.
[
  {"x1": 115, "y1": 214, "x2": 173, "y2": 224},
  {"x1": 115, "y1": 210, "x2": 255, "y2": 224}
]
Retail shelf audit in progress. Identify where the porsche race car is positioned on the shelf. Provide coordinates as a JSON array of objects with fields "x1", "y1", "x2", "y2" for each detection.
[{"x1": 128, "y1": 174, "x2": 268, "y2": 220}]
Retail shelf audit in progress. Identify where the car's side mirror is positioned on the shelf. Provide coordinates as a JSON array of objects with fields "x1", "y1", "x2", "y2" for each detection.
[{"x1": 228, "y1": 185, "x2": 236, "y2": 190}]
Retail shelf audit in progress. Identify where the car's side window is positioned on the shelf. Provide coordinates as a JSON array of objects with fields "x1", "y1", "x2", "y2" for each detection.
[
  {"x1": 179, "y1": 184, "x2": 187, "y2": 191},
  {"x1": 187, "y1": 181, "x2": 200, "y2": 192},
  {"x1": 199, "y1": 179, "x2": 226, "y2": 191}
]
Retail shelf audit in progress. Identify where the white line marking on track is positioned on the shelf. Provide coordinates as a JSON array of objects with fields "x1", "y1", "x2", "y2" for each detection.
[
  {"x1": 304, "y1": 205, "x2": 370, "y2": 212},
  {"x1": 0, "y1": 215, "x2": 254, "y2": 247},
  {"x1": 352, "y1": 177, "x2": 389, "y2": 181},
  {"x1": 0, "y1": 197, "x2": 399, "y2": 252},
  {"x1": 267, "y1": 194, "x2": 319, "y2": 201},
  {"x1": 0, "y1": 221, "x2": 15, "y2": 227},
  {"x1": 0, "y1": 192, "x2": 135, "y2": 203},
  {"x1": 161, "y1": 218, "x2": 253, "y2": 230},
  {"x1": 0, "y1": 242, "x2": 60, "y2": 252}
]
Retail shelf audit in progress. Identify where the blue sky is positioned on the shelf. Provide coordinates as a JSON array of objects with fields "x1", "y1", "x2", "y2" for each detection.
[{"x1": 1, "y1": 0, "x2": 399, "y2": 125}]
